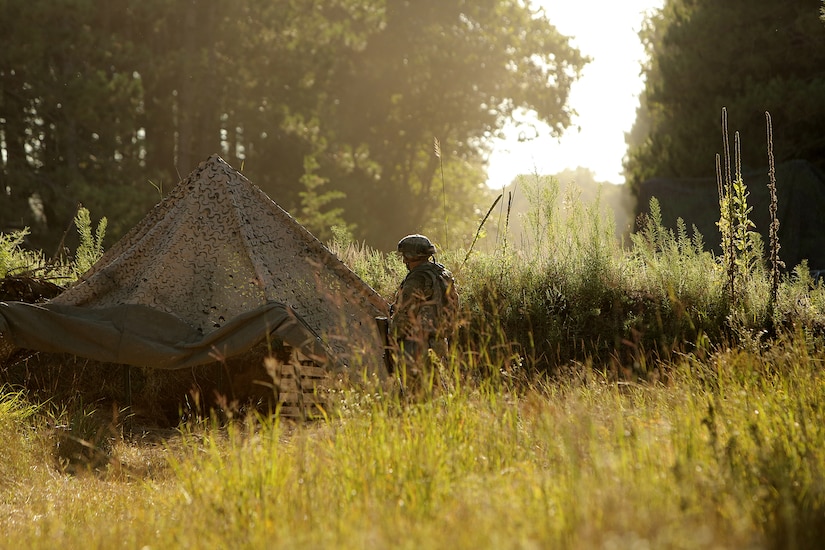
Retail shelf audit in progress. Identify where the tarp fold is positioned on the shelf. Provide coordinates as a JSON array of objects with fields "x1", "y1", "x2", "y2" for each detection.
[{"x1": 0, "y1": 301, "x2": 332, "y2": 370}]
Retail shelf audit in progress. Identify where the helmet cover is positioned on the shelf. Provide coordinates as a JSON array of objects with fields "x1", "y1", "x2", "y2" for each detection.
[{"x1": 397, "y1": 234, "x2": 435, "y2": 259}]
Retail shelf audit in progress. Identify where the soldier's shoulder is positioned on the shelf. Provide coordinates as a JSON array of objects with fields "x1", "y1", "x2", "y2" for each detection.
[
  {"x1": 404, "y1": 265, "x2": 436, "y2": 287},
  {"x1": 403, "y1": 267, "x2": 428, "y2": 282},
  {"x1": 423, "y1": 262, "x2": 454, "y2": 283}
]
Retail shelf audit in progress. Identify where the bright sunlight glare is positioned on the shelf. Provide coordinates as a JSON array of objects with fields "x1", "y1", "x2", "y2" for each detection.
[{"x1": 486, "y1": 0, "x2": 664, "y2": 187}]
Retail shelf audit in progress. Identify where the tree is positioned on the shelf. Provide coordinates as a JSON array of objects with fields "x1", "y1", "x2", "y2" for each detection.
[
  {"x1": 321, "y1": 0, "x2": 586, "y2": 248},
  {"x1": 625, "y1": 0, "x2": 825, "y2": 190},
  {"x1": 1, "y1": 0, "x2": 586, "y2": 252},
  {"x1": 0, "y1": 0, "x2": 154, "y2": 251}
]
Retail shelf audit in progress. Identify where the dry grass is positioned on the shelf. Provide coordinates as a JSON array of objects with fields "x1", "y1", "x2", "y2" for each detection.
[{"x1": 1, "y1": 333, "x2": 824, "y2": 548}]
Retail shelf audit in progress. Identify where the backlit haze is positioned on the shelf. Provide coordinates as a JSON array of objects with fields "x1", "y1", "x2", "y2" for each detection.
[{"x1": 486, "y1": 0, "x2": 664, "y2": 188}]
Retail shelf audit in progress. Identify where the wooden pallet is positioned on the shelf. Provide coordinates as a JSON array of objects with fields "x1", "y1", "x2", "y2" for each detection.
[{"x1": 265, "y1": 350, "x2": 329, "y2": 419}]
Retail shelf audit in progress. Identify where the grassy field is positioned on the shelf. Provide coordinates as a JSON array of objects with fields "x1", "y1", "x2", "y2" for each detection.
[
  {"x1": 2, "y1": 174, "x2": 825, "y2": 548},
  {"x1": 1, "y1": 338, "x2": 824, "y2": 548}
]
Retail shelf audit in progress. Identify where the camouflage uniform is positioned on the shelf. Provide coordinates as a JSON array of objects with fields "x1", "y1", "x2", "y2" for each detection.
[
  {"x1": 390, "y1": 261, "x2": 443, "y2": 360},
  {"x1": 390, "y1": 234, "x2": 455, "y2": 394}
]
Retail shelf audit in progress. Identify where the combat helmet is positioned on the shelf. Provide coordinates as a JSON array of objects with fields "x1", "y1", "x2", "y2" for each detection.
[{"x1": 397, "y1": 234, "x2": 436, "y2": 259}]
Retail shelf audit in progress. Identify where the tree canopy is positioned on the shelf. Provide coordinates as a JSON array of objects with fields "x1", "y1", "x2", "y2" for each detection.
[
  {"x1": 0, "y1": 0, "x2": 586, "y2": 252},
  {"x1": 625, "y1": 0, "x2": 825, "y2": 190}
]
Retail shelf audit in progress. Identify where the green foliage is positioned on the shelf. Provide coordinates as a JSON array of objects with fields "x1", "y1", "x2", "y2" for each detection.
[
  {"x1": 3, "y1": 142, "x2": 825, "y2": 545},
  {"x1": 630, "y1": 198, "x2": 728, "y2": 344},
  {"x1": 480, "y1": 167, "x2": 636, "y2": 253},
  {"x1": 457, "y1": 164, "x2": 825, "y2": 375},
  {"x1": 711, "y1": 110, "x2": 779, "y2": 332},
  {"x1": 0, "y1": 227, "x2": 75, "y2": 286},
  {"x1": 326, "y1": 227, "x2": 406, "y2": 298},
  {"x1": 298, "y1": 160, "x2": 349, "y2": 242},
  {"x1": 773, "y1": 261, "x2": 825, "y2": 337},
  {"x1": 521, "y1": 173, "x2": 561, "y2": 257},
  {"x1": 72, "y1": 207, "x2": 107, "y2": 277},
  {"x1": 717, "y1": 172, "x2": 764, "y2": 301},
  {"x1": 0, "y1": 0, "x2": 586, "y2": 252},
  {"x1": 681, "y1": 343, "x2": 825, "y2": 549},
  {"x1": 0, "y1": 208, "x2": 105, "y2": 282},
  {"x1": 456, "y1": 175, "x2": 635, "y2": 371},
  {"x1": 0, "y1": 229, "x2": 45, "y2": 279},
  {"x1": 5, "y1": 337, "x2": 825, "y2": 547},
  {"x1": 625, "y1": 0, "x2": 825, "y2": 189},
  {"x1": 0, "y1": 0, "x2": 156, "y2": 250},
  {"x1": 0, "y1": 389, "x2": 41, "y2": 485}
]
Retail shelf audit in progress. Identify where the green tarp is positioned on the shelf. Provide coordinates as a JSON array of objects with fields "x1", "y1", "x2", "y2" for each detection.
[{"x1": 0, "y1": 301, "x2": 330, "y2": 370}]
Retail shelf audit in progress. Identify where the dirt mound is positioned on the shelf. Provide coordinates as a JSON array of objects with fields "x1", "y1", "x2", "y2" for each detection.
[{"x1": 0, "y1": 276, "x2": 64, "y2": 303}]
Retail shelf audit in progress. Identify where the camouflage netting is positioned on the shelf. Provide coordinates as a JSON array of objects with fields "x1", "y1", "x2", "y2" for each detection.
[{"x1": 0, "y1": 154, "x2": 389, "y2": 381}]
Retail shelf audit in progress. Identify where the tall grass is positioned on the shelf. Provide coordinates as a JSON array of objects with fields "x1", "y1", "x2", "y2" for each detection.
[
  {"x1": 3, "y1": 124, "x2": 825, "y2": 547},
  {"x1": 0, "y1": 389, "x2": 42, "y2": 482},
  {"x1": 447, "y1": 152, "x2": 823, "y2": 379},
  {"x1": 2, "y1": 335, "x2": 825, "y2": 548}
]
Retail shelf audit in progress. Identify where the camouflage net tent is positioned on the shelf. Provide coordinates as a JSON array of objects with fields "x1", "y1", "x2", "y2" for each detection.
[
  {"x1": 637, "y1": 159, "x2": 825, "y2": 274},
  {"x1": 0, "y1": 155, "x2": 389, "y2": 419}
]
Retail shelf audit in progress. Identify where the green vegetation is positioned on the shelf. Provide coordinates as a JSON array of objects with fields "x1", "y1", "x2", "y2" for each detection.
[
  {"x1": 0, "y1": 206, "x2": 105, "y2": 284},
  {"x1": 0, "y1": 0, "x2": 586, "y2": 251},
  {"x1": 2, "y1": 4, "x2": 824, "y2": 545},
  {"x1": 625, "y1": 0, "x2": 825, "y2": 189},
  {"x1": 70, "y1": 207, "x2": 107, "y2": 279},
  {"x1": 2, "y1": 339, "x2": 825, "y2": 548},
  {"x1": 3, "y1": 156, "x2": 825, "y2": 547},
  {"x1": 0, "y1": 229, "x2": 44, "y2": 279}
]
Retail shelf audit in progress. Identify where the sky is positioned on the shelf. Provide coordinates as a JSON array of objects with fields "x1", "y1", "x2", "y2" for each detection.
[{"x1": 485, "y1": 0, "x2": 664, "y2": 188}]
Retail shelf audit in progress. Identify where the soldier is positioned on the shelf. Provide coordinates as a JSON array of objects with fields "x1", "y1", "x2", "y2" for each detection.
[{"x1": 389, "y1": 234, "x2": 457, "y2": 375}]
